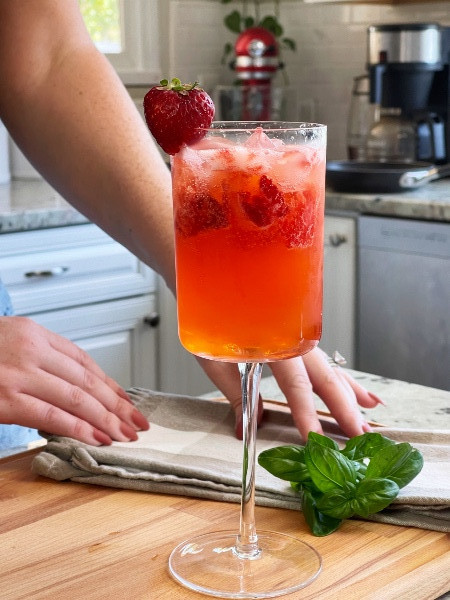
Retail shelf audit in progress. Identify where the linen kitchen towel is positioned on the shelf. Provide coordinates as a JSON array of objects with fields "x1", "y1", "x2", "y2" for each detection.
[{"x1": 32, "y1": 388, "x2": 450, "y2": 533}]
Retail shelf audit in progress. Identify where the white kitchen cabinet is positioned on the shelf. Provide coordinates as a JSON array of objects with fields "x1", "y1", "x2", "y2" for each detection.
[
  {"x1": 0, "y1": 224, "x2": 159, "y2": 390},
  {"x1": 322, "y1": 214, "x2": 356, "y2": 367}
]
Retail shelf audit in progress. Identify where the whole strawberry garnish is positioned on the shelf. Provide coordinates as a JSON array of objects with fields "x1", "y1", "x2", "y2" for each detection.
[{"x1": 143, "y1": 78, "x2": 215, "y2": 155}]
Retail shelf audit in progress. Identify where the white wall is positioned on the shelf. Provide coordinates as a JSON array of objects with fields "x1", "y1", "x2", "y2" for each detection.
[{"x1": 161, "y1": 0, "x2": 450, "y2": 159}]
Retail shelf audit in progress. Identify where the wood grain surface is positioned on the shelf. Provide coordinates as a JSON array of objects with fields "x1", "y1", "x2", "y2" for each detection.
[{"x1": 0, "y1": 450, "x2": 449, "y2": 600}]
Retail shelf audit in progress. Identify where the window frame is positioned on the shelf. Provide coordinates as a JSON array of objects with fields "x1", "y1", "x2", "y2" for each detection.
[{"x1": 101, "y1": 0, "x2": 162, "y2": 85}]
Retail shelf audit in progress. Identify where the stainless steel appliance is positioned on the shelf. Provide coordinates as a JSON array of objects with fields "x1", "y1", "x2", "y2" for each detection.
[
  {"x1": 357, "y1": 216, "x2": 450, "y2": 391},
  {"x1": 367, "y1": 23, "x2": 450, "y2": 164}
]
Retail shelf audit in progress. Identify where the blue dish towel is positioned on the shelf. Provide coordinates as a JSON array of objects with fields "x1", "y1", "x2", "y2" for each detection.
[{"x1": 0, "y1": 277, "x2": 42, "y2": 454}]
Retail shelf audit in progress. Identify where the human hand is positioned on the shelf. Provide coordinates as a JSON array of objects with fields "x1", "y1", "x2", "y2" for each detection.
[
  {"x1": 0, "y1": 317, "x2": 149, "y2": 446},
  {"x1": 197, "y1": 347, "x2": 383, "y2": 441}
]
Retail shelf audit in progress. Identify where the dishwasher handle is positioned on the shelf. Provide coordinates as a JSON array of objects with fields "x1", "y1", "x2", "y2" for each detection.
[{"x1": 329, "y1": 233, "x2": 348, "y2": 247}]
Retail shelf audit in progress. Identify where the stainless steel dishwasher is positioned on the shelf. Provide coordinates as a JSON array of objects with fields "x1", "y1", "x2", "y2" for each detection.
[{"x1": 357, "y1": 215, "x2": 450, "y2": 391}]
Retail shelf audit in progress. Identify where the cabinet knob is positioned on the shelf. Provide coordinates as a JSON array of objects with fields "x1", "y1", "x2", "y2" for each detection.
[
  {"x1": 328, "y1": 234, "x2": 348, "y2": 247},
  {"x1": 144, "y1": 312, "x2": 160, "y2": 327},
  {"x1": 24, "y1": 266, "x2": 69, "y2": 278}
]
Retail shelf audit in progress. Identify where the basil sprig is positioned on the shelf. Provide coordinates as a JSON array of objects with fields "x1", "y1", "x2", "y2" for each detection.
[{"x1": 258, "y1": 431, "x2": 423, "y2": 536}]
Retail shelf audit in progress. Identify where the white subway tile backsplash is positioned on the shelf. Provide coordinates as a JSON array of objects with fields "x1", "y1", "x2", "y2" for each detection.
[{"x1": 166, "y1": 0, "x2": 450, "y2": 158}]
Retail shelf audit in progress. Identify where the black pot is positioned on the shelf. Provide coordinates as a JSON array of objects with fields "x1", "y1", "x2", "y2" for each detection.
[{"x1": 326, "y1": 160, "x2": 450, "y2": 194}]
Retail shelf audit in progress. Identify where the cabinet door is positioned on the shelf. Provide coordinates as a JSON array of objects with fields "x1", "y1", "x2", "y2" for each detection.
[
  {"x1": 322, "y1": 215, "x2": 356, "y2": 367},
  {"x1": 31, "y1": 295, "x2": 158, "y2": 390}
]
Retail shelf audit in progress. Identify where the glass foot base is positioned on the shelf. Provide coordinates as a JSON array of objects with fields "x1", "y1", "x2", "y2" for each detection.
[{"x1": 168, "y1": 530, "x2": 322, "y2": 599}]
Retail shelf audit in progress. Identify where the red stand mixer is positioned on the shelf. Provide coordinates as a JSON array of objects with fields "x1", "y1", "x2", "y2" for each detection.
[{"x1": 232, "y1": 26, "x2": 282, "y2": 120}]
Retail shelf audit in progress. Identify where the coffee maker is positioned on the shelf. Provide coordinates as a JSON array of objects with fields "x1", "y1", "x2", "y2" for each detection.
[{"x1": 367, "y1": 23, "x2": 450, "y2": 164}]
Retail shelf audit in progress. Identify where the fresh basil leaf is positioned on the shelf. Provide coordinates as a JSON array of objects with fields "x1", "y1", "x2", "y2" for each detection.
[
  {"x1": 258, "y1": 445, "x2": 310, "y2": 483},
  {"x1": 258, "y1": 433, "x2": 423, "y2": 538},
  {"x1": 341, "y1": 433, "x2": 395, "y2": 460},
  {"x1": 290, "y1": 479, "x2": 318, "y2": 494},
  {"x1": 302, "y1": 489, "x2": 342, "y2": 536},
  {"x1": 316, "y1": 487, "x2": 355, "y2": 520},
  {"x1": 308, "y1": 431, "x2": 339, "y2": 451},
  {"x1": 352, "y1": 460, "x2": 367, "y2": 478},
  {"x1": 290, "y1": 481, "x2": 302, "y2": 492},
  {"x1": 366, "y1": 443, "x2": 424, "y2": 488},
  {"x1": 317, "y1": 477, "x2": 400, "y2": 519},
  {"x1": 352, "y1": 477, "x2": 400, "y2": 518},
  {"x1": 304, "y1": 441, "x2": 358, "y2": 493}
]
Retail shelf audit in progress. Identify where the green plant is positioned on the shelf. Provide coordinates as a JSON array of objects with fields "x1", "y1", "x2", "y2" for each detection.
[
  {"x1": 78, "y1": 0, "x2": 120, "y2": 49},
  {"x1": 220, "y1": 0, "x2": 296, "y2": 77},
  {"x1": 258, "y1": 431, "x2": 424, "y2": 536}
]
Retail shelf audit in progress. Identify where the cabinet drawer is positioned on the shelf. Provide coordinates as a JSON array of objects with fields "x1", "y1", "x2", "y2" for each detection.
[{"x1": 0, "y1": 224, "x2": 156, "y2": 314}]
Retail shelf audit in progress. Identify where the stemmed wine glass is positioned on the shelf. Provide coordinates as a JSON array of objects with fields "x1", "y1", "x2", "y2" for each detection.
[{"x1": 168, "y1": 121, "x2": 326, "y2": 598}]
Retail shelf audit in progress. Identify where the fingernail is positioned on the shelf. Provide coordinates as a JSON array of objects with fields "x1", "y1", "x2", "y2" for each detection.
[
  {"x1": 120, "y1": 422, "x2": 138, "y2": 441},
  {"x1": 362, "y1": 422, "x2": 372, "y2": 433},
  {"x1": 93, "y1": 429, "x2": 112, "y2": 446},
  {"x1": 369, "y1": 392, "x2": 386, "y2": 406},
  {"x1": 132, "y1": 409, "x2": 150, "y2": 431}
]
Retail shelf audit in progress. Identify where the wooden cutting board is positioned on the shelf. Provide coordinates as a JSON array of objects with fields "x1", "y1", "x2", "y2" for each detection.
[{"x1": 0, "y1": 450, "x2": 449, "y2": 600}]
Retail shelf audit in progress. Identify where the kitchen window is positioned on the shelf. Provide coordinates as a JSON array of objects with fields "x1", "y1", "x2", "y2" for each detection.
[{"x1": 79, "y1": 0, "x2": 161, "y2": 84}]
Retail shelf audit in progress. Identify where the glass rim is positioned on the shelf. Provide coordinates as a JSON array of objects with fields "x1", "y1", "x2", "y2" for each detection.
[{"x1": 204, "y1": 121, "x2": 327, "y2": 132}]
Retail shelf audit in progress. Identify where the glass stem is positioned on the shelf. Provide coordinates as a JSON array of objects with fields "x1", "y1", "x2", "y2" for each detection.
[{"x1": 236, "y1": 362, "x2": 263, "y2": 560}]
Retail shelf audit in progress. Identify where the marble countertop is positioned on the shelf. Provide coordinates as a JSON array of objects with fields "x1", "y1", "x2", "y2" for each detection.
[
  {"x1": 326, "y1": 179, "x2": 450, "y2": 222},
  {"x1": 264, "y1": 370, "x2": 450, "y2": 431},
  {"x1": 207, "y1": 370, "x2": 450, "y2": 431},
  {"x1": 0, "y1": 179, "x2": 89, "y2": 233},
  {"x1": 0, "y1": 176, "x2": 449, "y2": 234}
]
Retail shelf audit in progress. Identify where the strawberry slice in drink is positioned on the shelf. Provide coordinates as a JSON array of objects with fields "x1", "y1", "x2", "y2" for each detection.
[
  {"x1": 175, "y1": 192, "x2": 229, "y2": 237},
  {"x1": 280, "y1": 187, "x2": 317, "y2": 248},
  {"x1": 241, "y1": 175, "x2": 289, "y2": 227}
]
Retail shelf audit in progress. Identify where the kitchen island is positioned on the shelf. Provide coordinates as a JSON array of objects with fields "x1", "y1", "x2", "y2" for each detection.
[{"x1": 1, "y1": 375, "x2": 449, "y2": 600}]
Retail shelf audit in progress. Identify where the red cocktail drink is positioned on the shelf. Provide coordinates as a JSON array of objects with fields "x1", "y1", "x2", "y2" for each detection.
[{"x1": 172, "y1": 125, "x2": 325, "y2": 362}]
